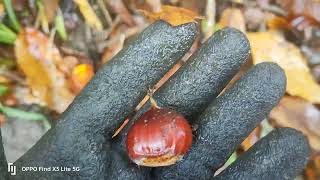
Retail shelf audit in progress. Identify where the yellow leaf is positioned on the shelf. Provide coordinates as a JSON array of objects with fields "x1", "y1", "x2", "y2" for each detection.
[
  {"x1": 139, "y1": 5, "x2": 203, "y2": 26},
  {"x1": 71, "y1": 64, "x2": 94, "y2": 94},
  {"x1": 248, "y1": 31, "x2": 320, "y2": 103},
  {"x1": 74, "y1": 0, "x2": 103, "y2": 31},
  {"x1": 15, "y1": 28, "x2": 75, "y2": 113}
]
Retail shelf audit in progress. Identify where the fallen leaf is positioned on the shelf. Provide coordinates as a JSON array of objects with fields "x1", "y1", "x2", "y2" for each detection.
[
  {"x1": 139, "y1": 5, "x2": 203, "y2": 26},
  {"x1": 60, "y1": 56, "x2": 79, "y2": 75},
  {"x1": 269, "y1": 96, "x2": 320, "y2": 151},
  {"x1": 0, "y1": 84, "x2": 9, "y2": 97},
  {"x1": 0, "y1": 104, "x2": 51, "y2": 130},
  {"x1": 12, "y1": 0, "x2": 27, "y2": 11},
  {"x1": 71, "y1": 64, "x2": 94, "y2": 94},
  {"x1": 244, "y1": 7, "x2": 265, "y2": 30},
  {"x1": 74, "y1": 0, "x2": 103, "y2": 31},
  {"x1": 3, "y1": 94, "x2": 17, "y2": 106},
  {"x1": 0, "y1": 114, "x2": 4, "y2": 127},
  {"x1": 43, "y1": 0, "x2": 60, "y2": 23},
  {"x1": 107, "y1": 0, "x2": 135, "y2": 26},
  {"x1": 266, "y1": 15, "x2": 291, "y2": 30},
  {"x1": 15, "y1": 28, "x2": 75, "y2": 113},
  {"x1": 0, "y1": 3, "x2": 4, "y2": 17},
  {"x1": 305, "y1": 155, "x2": 320, "y2": 180},
  {"x1": 248, "y1": 31, "x2": 320, "y2": 103},
  {"x1": 101, "y1": 34, "x2": 125, "y2": 64},
  {"x1": 219, "y1": 7, "x2": 246, "y2": 33},
  {"x1": 277, "y1": 0, "x2": 320, "y2": 29}
]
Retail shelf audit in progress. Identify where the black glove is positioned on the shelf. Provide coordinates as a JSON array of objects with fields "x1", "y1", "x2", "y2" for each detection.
[{"x1": 0, "y1": 21, "x2": 309, "y2": 180}]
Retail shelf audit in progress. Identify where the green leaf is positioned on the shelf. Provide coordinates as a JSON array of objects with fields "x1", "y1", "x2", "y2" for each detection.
[
  {"x1": 55, "y1": 9, "x2": 67, "y2": 40},
  {"x1": 0, "y1": 23, "x2": 17, "y2": 44},
  {"x1": 36, "y1": 0, "x2": 49, "y2": 33},
  {"x1": 3, "y1": 0, "x2": 21, "y2": 32},
  {"x1": 0, "y1": 104, "x2": 51, "y2": 130},
  {"x1": 0, "y1": 105, "x2": 46, "y2": 121},
  {"x1": 0, "y1": 84, "x2": 9, "y2": 96},
  {"x1": 0, "y1": 57, "x2": 15, "y2": 68}
]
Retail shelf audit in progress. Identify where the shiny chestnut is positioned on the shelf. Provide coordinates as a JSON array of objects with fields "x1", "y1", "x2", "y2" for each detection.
[{"x1": 126, "y1": 107, "x2": 192, "y2": 167}]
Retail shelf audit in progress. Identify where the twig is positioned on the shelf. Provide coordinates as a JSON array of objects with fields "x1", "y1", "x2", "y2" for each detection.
[
  {"x1": 98, "y1": 0, "x2": 113, "y2": 26},
  {"x1": 112, "y1": 118, "x2": 129, "y2": 138},
  {"x1": 204, "y1": 0, "x2": 216, "y2": 40}
]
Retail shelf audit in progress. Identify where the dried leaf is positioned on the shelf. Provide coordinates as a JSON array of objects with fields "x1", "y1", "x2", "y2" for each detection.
[
  {"x1": 139, "y1": 5, "x2": 203, "y2": 26},
  {"x1": 266, "y1": 16, "x2": 291, "y2": 30},
  {"x1": 71, "y1": 64, "x2": 94, "y2": 94},
  {"x1": 12, "y1": 0, "x2": 27, "y2": 11},
  {"x1": 107, "y1": 0, "x2": 134, "y2": 26},
  {"x1": 43, "y1": 0, "x2": 59, "y2": 23},
  {"x1": 277, "y1": 0, "x2": 320, "y2": 25},
  {"x1": 0, "y1": 3, "x2": 4, "y2": 17},
  {"x1": 15, "y1": 28, "x2": 75, "y2": 113},
  {"x1": 74, "y1": 0, "x2": 103, "y2": 31},
  {"x1": 248, "y1": 31, "x2": 320, "y2": 103},
  {"x1": 270, "y1": 96, "x2": 320, "y2": 151},
  {"x1": 0, "y1": 114, "x2": 5, "y2": 127},
  {"x1": 219, "y1": 7, "x2": 246, "y2": 33}
]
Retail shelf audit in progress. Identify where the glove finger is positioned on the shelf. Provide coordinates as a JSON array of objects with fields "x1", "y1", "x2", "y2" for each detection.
[
  {"x1": 62, "y1": 21, "x2": 197, "y2": 135},
  {"x1": 14, "y1": 21, "x2": 197, "y2": 179},
  {"x1": 154, "y1": 62, "x2": 286, "y2": 180},
  {"x1": 111, "y1": 28, "x2": 250, "y2": 179},
  {"x1": 0, "y1": 132, "x2": 9, "y2": 179},
  {"x1": 153, "y1": 27, "x2": 250, "y2": 120},
  {"x1": 117, "y1": 27, "x2": 250, "y2": 147},
  {"x1": 215, "y1": 128, "x2": 310, "y2": 180}
]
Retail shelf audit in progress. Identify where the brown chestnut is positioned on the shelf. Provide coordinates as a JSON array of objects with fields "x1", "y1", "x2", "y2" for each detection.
[{"x1": 126, "y1": 107, "x2": 192, "y2": 167}]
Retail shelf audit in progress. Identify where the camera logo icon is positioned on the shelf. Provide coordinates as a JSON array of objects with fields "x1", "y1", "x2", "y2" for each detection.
[{"x1": 8, "y1": 163, "x2": 16, "y2": 176}]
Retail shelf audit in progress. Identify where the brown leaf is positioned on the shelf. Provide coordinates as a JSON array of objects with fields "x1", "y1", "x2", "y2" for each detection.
[
  {"x1": 107, "y1": 0, "x2": 135, "y2": 26},
  {"x1": 43, "y1": 0, "x2": 60, "y2": 23},
  {"x1": 219, "y1": 7, "x2": 246, "y2": 33},
  {"x1": 270, "y1": 96, "x2": 320, "y2": 151},
  {"x1": 266, "y1": 15, "x2": 291, "y2": 30},
  {"x1": 0, "y1": 114, "x2": 5, "y2": 127},
  {"x1": 139, "y1": 5, "x2": 204, "y2": 26},
  {"x1": 277, "y1": 0, "x2": 320, "y2": 26},
  {"x1": 12, "y1": 0, "x2": 28, "y2": 11},
  {"x1": 248, "y1": 31, "x2": 320, "y2": 103},
  {"x1": 0, "y1": 3, "x2": 4, "y2": 17},
  {"x1": 15, "y1": 28, "x2": 75, "y2": 113}
]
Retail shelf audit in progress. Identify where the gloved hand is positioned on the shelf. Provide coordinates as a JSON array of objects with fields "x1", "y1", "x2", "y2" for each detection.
[{"x1": 0, "y1": 21, "x2": 310, "y2": 180}]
